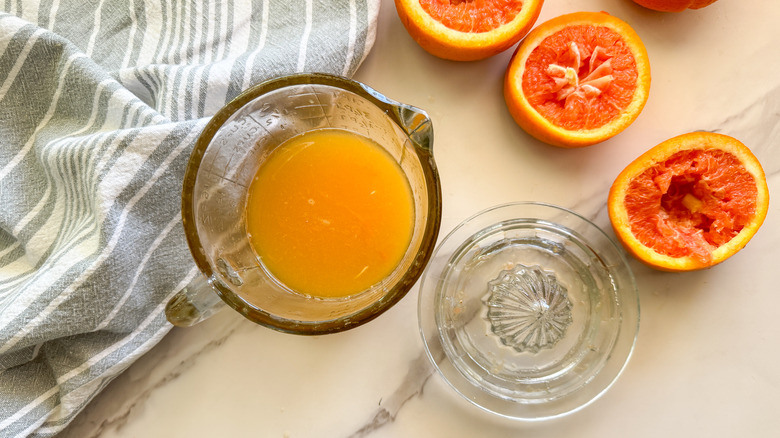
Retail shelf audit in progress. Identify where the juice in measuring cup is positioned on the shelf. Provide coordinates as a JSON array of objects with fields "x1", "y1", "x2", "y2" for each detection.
[{"x1": 245, "y1": 128, "x2": 414, "y2": 298}]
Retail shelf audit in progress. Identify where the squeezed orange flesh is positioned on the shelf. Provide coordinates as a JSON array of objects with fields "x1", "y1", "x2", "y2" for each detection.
[
  {"x1": 624, "y1": 149, "x2": 758, "y2": 262},
  {"x1": 523, "y1": 25, "x2": 639, "y2": 130},
  {"x1": 245, "y1": 129, "x2": 414, "y2": 298},
  {"x1": 419, "y1": 0, "x2": 524, "y2": 33}
]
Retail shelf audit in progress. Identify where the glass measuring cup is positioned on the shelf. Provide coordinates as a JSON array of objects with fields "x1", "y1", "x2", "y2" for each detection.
[{"x1": 165, "y1": 73, "x2": 442, "y2": 334}]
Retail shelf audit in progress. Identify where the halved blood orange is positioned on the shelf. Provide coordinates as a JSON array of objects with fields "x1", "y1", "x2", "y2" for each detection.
[
  {"x1": 608, "y1": 132, "x2": 769, "y2": 272},
  {"x1": 630, "y1": 0, "x2": 718, "y2": 12},
  {"x1": 504, "y1": 11, "x2": 651, "y2": 148},
  {"x1": 394, "y1": 0, "x2": 544, "y2": 61}
]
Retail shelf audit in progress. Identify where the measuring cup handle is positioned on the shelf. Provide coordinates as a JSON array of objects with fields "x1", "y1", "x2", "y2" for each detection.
[{"x1": 165, "y1": 274, "x2": 226, "y2": 327}]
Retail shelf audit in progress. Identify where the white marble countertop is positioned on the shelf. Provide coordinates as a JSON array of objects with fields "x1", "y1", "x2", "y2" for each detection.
[{"x1": 60, "y1": 0, "x2": 780, "y2": 436}]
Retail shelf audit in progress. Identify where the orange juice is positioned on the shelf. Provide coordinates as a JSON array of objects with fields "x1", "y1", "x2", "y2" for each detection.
[{"x1": 245, "y1": 128, "x2": 414, "y2": 298}]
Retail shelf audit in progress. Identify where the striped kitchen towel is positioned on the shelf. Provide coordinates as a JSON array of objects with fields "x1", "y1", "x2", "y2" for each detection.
[{"x1": 0, "y1": 1, "x2": 379, "y2": 436}]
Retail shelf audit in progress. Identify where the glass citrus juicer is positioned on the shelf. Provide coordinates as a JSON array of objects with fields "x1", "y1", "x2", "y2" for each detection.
[
  {"x1": 418, "y1": 202, "x2": 640, "y2": 420},
  {"x1": 165, "y1": 73, "x2": 442, "y2": 334}
]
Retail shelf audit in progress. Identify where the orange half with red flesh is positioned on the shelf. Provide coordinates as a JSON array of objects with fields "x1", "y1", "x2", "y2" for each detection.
[
  {"x1": 504, "y1": 11, "x2": 651, "y2": 147},
  {"x1": 395, "y1": 0, "x2": 544, "y2": 61},
  {"x1": 608, "y1": 132, "x2": 769, "y2": 271}
]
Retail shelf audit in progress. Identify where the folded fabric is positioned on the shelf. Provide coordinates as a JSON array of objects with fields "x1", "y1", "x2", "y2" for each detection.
[{"x1": 0, "y1": 1, "x2": 379, "y2": 436}]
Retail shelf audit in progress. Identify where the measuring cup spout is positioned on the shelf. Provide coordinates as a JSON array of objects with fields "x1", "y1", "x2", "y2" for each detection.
[
  {"x1": 356, "y1": 80, "x2": 433, "y2": 152},
  {"x1": 396, "y1": 104, "x2": 433, "y2": 152}
]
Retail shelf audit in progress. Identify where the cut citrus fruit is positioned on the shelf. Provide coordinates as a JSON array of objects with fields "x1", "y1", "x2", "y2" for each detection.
[
  {"x1": 504, "y1": 11, "x2": 651, "y2": 148},
  {"x1": 630, "y1": 0, "x2": 718, "y2": 12},
  {"x1": 608, "y1": 132, "x2": 769, "y2": 272},
  {"x1": 394, "y1": 0, "x2": 544, "y2": 61}
]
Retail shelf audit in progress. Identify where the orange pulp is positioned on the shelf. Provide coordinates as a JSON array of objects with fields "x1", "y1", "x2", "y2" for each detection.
[
  {"x1": 624, "y1": 148, "x2": 758, "y2": 262},
  {"x1": 245, "y1": 128, "x2": 414, "y2": 298},
  {"x1": 419, "y1": 0, "x2": 525, "y2": 33},
  {"x1": 523, "y1": 25, "x2": 639, "y2": 130}
]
